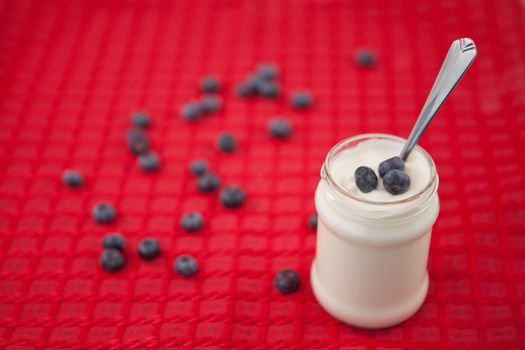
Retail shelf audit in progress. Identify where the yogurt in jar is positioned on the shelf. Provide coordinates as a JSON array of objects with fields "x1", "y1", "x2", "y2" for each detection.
[{"x1": 311, "y1": 134, "x2": 439, "y2": 329}]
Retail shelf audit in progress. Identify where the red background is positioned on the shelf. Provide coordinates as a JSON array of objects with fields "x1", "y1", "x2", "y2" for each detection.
[{"x1": 0, "y1": 0, "x2": 524, "y2": 349}]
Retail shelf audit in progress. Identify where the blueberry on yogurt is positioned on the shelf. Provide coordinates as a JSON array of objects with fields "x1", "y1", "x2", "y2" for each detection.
[
  {"x1": 354, "y1": 166, "x2": 378, "y2": 193},
  {"x1": 383, "y1": 169, "x2": 411, "y2": 195}
]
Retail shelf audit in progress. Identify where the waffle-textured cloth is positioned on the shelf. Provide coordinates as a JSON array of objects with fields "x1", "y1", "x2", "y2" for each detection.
[{"x1": 0, "y1": 0, "x2": 524, "y2": 349}]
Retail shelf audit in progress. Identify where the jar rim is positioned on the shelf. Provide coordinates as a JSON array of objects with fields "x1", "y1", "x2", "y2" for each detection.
[{"x1": 322, "y1": 133, "x2": 438, "y2": 206}]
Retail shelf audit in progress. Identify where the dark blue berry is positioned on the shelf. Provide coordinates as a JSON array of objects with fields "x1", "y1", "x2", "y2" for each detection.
[
  {"x1": 354, "y1": 166, "x2": 378, "y2": 193},
  {"x1": 220, "y1": 186, "x2": 246, "y2": 209},
  {"x1": 308, "y1": 213, "x2": 318, "y2": 230},
  {"x1": 138, "y1": 152, "x2": 160, "y2": 172},
  {"x1": 378, "y1": 156, "x2": 405, "y2": 178},
  {"x1": 100, "y1": 249, "x2": 125, "y2": 272},
  {"x1": 137, "y1": 238, "x2": 160, "y2": 259},
  {"x1": 127, "y1": 128, "x2": 150, "y2": 155},
  {"x1": 275, "y1": 269, "x2": 300, "y2": 294},
  {"x1": 102, "y1": 233, "x2": 125, "y2": 250},
  {"x1": 217, "y1": 132, "x2": 236, "y2": 153},
  {"x1": 180, "y1": 102, "x2": 202, "y2": 121},
  {"x1": 180, "y1": 212, "x2": 204, "y2": 232},
  {"x1": 174, "y1": 255, "x2": 198, "y2": 277},
  {"x1": 197, "y1": 172, "x2": 221, "y2": 193},
  {"x1": 130, "y1": 112, "x2": 151, "y2": 128},
  {"x1": 200, "y1": 76, "x2": 220, "y2": 93},
  {"x1": 355, "y1": 49, "x2": 376, "y2": 67},
  {"x1": 258, "y1": 81, "x2": 280, "y2": 99},
  {"x1": 62, "y1": 169, "x2": 84, "y2": 188},
  {"x1": 201, "y1": 95, "x2": 222, "y2": 113},
  {"x1": 189, "y1": 160, "x2": 208, "y2": 176},
  {"x1": 291, "y1": 91, "x2": 313, "y2": 109},
  {"x1": 92, "y1": 202, "x2": 117, "y2": 224},
  {"x1": 383, "y1": 169, "x2": 411, "y2": 195},
  {"x1": 268, "y1": 118, "x2": 292, "y2": 139},
  {"x1": 257, "y1": 63, "x2": 279, "y2": 80},
  {"x1": 235, "y1": 83, "x2": 255, "y2": 98}
]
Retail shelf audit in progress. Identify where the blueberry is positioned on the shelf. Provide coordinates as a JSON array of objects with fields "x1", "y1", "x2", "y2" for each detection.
[
  {"x1": 189, "y1": 159, "x2": 208, "y2": 176},
  {"x1": 197, "y1": 172, "x2": 221, "y2": 193},
  {"x1": 180, "y1": 212, "x2": 204, "y2": 232},
  {"x1": 275, "y1": 269, "x2": 300, "y2": 294},
  {"x1": 354, "y1": 166, "x2": 378, "y2": 193},
  {"x1": 137, "y1": 238, "x2": 160, "y2": 260},
  {"x1": 92, "y1": 202, "x2": 117, "y2": 224},
  {"x1": 217, "y1": 132, "x2": 236, "y2": 153},
  {"x1": 130, "y1": 112, "x2": 151, "y2": 128},
  {"x1": 62, "y1": 169, "x2": 84, "y2": 188},
  {"x1": 127, "y1": 128, "x2": 150, "y2": 155},
  {"x1": 100, "y1": 249, "x2": 125, "y2": 272},
  {"x1": 201, "y1": 95, "x2": 222, "y2": 113},
  {"x1": 102, "y1": 233, "x2": 125, "y2": 250},
  {"x1": 236, "y1": 75, "x2": 263, "y2": 98},
  {"x1": 258, "y1": 81, "x2": 280, "y2": 99},
  {"x1": 180, "y1": 102, "x2": 202, "y2": 121},
  {"x1": 138, "y1": 152, "x2": 160, "y2": 172},
  {"x1": 383, "y1": 169, "x2": 411, "y2": 195},
  {"x1": 200, "y1": 76, "x2": 220, "y2": 93},
  {"x1": 174, "y1": 255, "x2": 198, "y2": 277},
  {"x1": 291, "y1": 91, "x2": 313, "y2": 109},
  {"x1": 235, "y1": 83, "x2": 255, "y2": 98},
  {"x1": 308, "y1": 213, "x2": 318, "y2": 230},
  {"x1": 378, "y1": 156, "x2": 405, "y2": 178},
  {"x1": 268, "y1": 118, "x2": 292, "y2": 139},
  {"x1": 355, "y1": 49, "x2": 376, "y2": 67},
  {"x1": 257, "y1": 63, "x2": 279, "y2": 80},
  {"x1": 220, "y1": 186, "x2": 246, "y2": 209}
]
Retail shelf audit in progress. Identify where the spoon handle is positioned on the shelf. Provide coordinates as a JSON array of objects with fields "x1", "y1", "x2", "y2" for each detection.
[{"x1": 399, "y1": 38, "x2": 477, "y2": 160}]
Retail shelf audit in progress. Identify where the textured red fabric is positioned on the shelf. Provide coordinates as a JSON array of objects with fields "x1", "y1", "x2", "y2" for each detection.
[{"x1": 0, "y1": 0, "x2": 524, "y2": 349}]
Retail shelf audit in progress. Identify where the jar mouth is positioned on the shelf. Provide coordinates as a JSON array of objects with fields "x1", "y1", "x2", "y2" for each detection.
[{"x1": 322, "y1": 133, "x2": 438, "y2": 206}]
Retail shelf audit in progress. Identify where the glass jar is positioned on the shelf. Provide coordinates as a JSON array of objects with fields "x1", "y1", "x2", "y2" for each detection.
[{"x1": 310, "y1": 134, "x2": 439, "y2": 329}]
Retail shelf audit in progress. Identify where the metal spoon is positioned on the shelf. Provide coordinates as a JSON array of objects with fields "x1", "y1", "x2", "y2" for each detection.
[{"x1": 399, "y1": 38, "x2": 477, "y2": 161}]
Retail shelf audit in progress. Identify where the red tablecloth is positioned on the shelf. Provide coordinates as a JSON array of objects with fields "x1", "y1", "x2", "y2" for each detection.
[{"x1": 0, "y1": 0, "x2": 524, "y2": 349}]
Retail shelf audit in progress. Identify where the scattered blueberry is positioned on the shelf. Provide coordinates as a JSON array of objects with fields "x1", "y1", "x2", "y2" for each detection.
[
  {"x1": 174, "y1": 255, "x2": 198, "y2": 277},
  {"x1": 201, "y1": 95, "x2": 222, "y2": 113},
  {"x1": 102, "y1": 233, "x2": 125, "y2": 250},
  {"x1": 130, "y1": 112, "x2": 151, "y2": 128},
  {"x1": 197, "y1": 172, "x2": 221, "y2": 193},
  {"x1": 235, "y1": 83, "x2": 255, "y2": 98},
  {"x1": 268, "y1": 118, "x2": 292, "y2": 139},
  {"x1": 275, "y1": 269, "x2": 300, "y2": 294},
  {"x1": 127, "y1": 128, "x2": 150, "y2": 155},
  {"x1": 383, "y1": 169, "x2": 411, "y2": 195},
  {"x1": 355, "y1": 48, "x2": 376, "y2": 67},
  {"x1": 258, "y1": 81, "x2": 280, "y2": 99},
  {"x1": 137, "y1": 238, "x2": 160, "y2": 260},
  {"x1": 309, "y1": 213, "x2": 318, "y2": 230},
  {"x1": 180, "y1": 212, "x2": 204, "y2": 232},
  {"x1": 354, "y1": 166, "x2": 378, "y2": 193},
  {"x1": 180, "y1": 102, "x2": 202, "y2": 121},
  {"x1": 257, "y1": 63, "x2": 279, "y2": 80},
  {"x1": 217, "y1": 132, "x2": 237, "y2": 153},
  {"x1": 62, "y1": 169, "x2": 84, "y2": 188},
  {"x1": 378, "y1": 156, "x2": 405, "y2": 178},
  {"x1": 189, "y1": 159, "x2": 208, "y2": 176},
  {"x1": 100, "y1": 249, "x2": 125, "y2": 272},
  {"x1": 291, "y1": 91, "x2": 313, "y2": 109},
  {"x1": 92, "y1": 202, "x2": 117, "y2": 224},
  {"x1": 200, "y1": 76, "x2": 220, "y2": 93},
  {"x1": 220, "y1": 186, "x2": 246, "y2": 209},
  {"x1": 138, "y1": 152, "x2": 160, "y2": 172}
]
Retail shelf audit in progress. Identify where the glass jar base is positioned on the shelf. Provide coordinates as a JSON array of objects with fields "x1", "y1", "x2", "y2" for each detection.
[{"x1": 310, "y1": 259, "x2": 429, "y2": 329}]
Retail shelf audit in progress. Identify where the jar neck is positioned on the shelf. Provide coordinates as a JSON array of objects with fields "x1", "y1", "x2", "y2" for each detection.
[{"x1": 320, "y1": 163, "x2": 439, "y2": 225}]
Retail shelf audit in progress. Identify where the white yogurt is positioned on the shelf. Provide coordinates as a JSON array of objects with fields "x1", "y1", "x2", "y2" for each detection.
[
  {"x1": 311, "y1": 134, "x2": 439, "y2": 329},
  {"x1": 331, "y1": 138, "x2": 431, "y2": 202}
]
